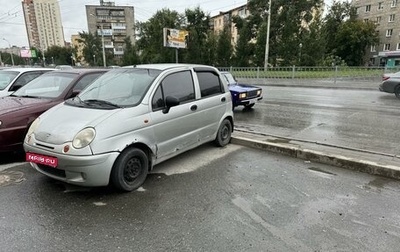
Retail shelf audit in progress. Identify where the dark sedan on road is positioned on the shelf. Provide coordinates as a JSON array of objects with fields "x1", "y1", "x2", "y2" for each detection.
[
  {"x1": 221, "y1": 71, "x2": 263, "y2": 109},
  {"x1": 0, "y1": 69, "x2": 107, "y2": 153},
  {"x1": 379, "y1": 71, "x2": 400, "y2": 98}
]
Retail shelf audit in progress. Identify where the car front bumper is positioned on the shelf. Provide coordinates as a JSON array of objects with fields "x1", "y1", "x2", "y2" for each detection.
[
  {"x1": 24, "y1": 143, "x2": 119, "y2": 187},
  {"x1": 235, "y1": 96, "x2": 263, "y2": 106}
]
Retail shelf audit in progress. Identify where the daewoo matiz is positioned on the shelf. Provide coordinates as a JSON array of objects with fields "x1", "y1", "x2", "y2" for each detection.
[{"x1": 24, "y1": 64, "x2": 234, "y2": 191}]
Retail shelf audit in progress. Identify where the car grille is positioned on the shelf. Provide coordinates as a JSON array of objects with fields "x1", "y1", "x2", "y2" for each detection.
[
  {"x1": 247, "y1": 90, "x2": 259, "y2": 98},
  {"x1": 37, "y1": 164, "x2": 66, "y2": 178}
]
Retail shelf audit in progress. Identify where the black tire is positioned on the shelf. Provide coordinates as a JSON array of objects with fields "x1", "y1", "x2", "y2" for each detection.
[
  {"x1": 244, "y1": 103, "x2": 255, "y2": 109},
  {"x1": 110, "y1": 148, "x2": 148, "y2": 192},
  {"x1": 215, "y1": 119, "x2": 232, "y2": 147},
  {"x1": 395, "y1": 86, "x2": 400, "y2": 99}
]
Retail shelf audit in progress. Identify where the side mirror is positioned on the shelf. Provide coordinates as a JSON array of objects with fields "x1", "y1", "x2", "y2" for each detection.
[
  {"x1": 70, "y1": 89, "x2": 81, "y2": 98},
  {"x1": 163, "y1": 96, "x2": 179, "y2": 114}
]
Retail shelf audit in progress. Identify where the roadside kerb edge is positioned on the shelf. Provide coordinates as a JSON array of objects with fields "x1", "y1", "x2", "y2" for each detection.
[{"x1": 231, "y1": 135, "x2": 400, "y2": 180}]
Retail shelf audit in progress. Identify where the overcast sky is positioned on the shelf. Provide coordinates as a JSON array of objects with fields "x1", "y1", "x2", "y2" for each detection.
[{"x1": 0, "y1": 0, "x2": 336, "y2": 48}]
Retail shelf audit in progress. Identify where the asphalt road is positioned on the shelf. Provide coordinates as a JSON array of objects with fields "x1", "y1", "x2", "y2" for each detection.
[
  {"x1": 2, "y1": 143, "x2": 400, "y2": 251},
  {"x1": 234, "y1": 86, "x2": 400, "y2": 156}
]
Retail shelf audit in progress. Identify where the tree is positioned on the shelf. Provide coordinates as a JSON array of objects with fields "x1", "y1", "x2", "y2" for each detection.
[
  {"x1": 216, "y1": 27, "x2": 233, "y2": 66},
  {"x1": 136, "y1": 9, "x2": 183, "y2": 63},
  {"x1": 77, "y1": 31, "x2": 102, "y2": 66},
  {"x1": 246, "y1": 0, "x2": 323, "y2": 66},
  {"x1": 336, "y1": 20, "x2": 379, "y2": 66},
  {"x1": 182, "y1": 7, "x2": 211, "y2": 64},
  {"x1": 232, "y1": 16, "x2": 255, "y2": 67},
  {"x1": 45, "y1": 45, "x2": 75, "y2": 65},
  {"x1": 122, "y1": 36, "x2": 141, "y2": 66}
]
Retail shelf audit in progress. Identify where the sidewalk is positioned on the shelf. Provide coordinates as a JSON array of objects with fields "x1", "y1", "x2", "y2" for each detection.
[
  {"x1": 237, "y1": 77, "x2": 380, "y2": 90},
  {"x1": 231, "y1": 130, "x2": 400, "y2": 180}
]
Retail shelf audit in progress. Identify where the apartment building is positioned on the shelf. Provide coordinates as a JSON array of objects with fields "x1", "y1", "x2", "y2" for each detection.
[
  {"x1": 210, "y1": 4, "x2": 249, "y2": 46},
  {"x1": 353, "y1": 0, "x2": 400, "y2": 66},
  {"x1": 22, "y1": 0, "x2": 65, "y2": 51},
  {"x1": 86, "y1": 0, "x2": 135, "y2": 58}
]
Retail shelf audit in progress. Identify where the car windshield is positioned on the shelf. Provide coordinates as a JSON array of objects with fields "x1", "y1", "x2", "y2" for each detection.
[
  {"x1": 222, "y1": 72, "x2": 237, "y2": 85},
  {"x1": 77, "y1": 68, "x2": 161, "y2": 107},
  {"x1": 12, "y1": 72, "x2": 76, "y2": 98},
  {"x1": 0, "y1": 71, "x2": 19, "y2": 90}
]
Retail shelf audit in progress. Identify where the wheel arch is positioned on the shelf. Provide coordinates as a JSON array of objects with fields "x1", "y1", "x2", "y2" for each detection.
[{"x1": 118, "y1": 142, "x2": 154, "y2": 171}]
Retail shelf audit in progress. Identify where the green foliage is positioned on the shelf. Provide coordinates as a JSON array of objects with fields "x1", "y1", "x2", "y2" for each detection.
[
  {"x1": 122, "y1": 36, "x2": 140, "y2": 66},
  {"x1": 77, "y1": 31, "x2": 102, "y2": 66},
  {"x1": 232, "y1": 17, "x2": 255, "y2": 67},
  {"x1": 216, "y1": 27, "x2": 233, "y2": 67},
  {"x1": 44, "y1": 45, "x2": 75, "y2": 65},
  {"x1": 136, "y1": 9, "x2": 182, "y2": 63}
]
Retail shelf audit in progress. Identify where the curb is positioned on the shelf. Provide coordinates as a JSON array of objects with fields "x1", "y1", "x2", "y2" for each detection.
[
  {"x1": 259, "y1": 84, "x2": 377, "y2": 91},
  {"x1": 231, "y1": 135, "x2": 400, "y2": 180}
]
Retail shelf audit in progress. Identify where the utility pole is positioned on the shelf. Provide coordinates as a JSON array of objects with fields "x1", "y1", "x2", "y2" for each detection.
[{"x1": 264, "y1": 0, "x2": 272, "y2": 70}]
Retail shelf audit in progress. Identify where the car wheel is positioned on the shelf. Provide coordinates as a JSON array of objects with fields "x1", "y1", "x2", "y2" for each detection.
[
  {"x1": 215, "y1": 119, "x2": 232, "y2": 147},
  {"x1": 395, "y1": 86, "x2": 400, "y2": 99},
  {"x1": 244, "y1": 103, "x2": 255, "y2": 109},
  {"x1": 110, "y1": 148, "x2": 148, "y2": 192}
]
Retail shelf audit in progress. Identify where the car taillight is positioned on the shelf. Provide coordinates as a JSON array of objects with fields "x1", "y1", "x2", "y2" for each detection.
[{"x1": 382, "y1": 76, "x2": 390, "y2": 81}]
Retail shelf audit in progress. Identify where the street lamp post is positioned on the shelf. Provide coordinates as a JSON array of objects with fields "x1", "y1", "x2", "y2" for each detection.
[
  {"x1": 90, "y1": 13, "x2": 106, "y2": 67},
  {"x1": 100, "y1": 23, "x2": 106, "y2": 67},
  {"x1": 264, "y1": 0, "x2": 272, "y2": 70},
  {"x1": 93, "y1": 54, "x2": 96, "y2": 66},
  {"x1": 3, "y1": 38, "x2": 14, "y2": 66},
  {"x1": 299, "y1": 43, "x2": 303, "y2": 66}
]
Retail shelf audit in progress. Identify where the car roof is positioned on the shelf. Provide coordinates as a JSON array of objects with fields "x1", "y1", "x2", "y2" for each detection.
[
  {"x1": 45, "y1": 68, "x2": 109, "y2": 75},
  {"x1": 2, "y1": 67, "x2": 55, "y2": 72},
  {"x1": 124, "y1": 63, "x2": 218, "y2": 71}
]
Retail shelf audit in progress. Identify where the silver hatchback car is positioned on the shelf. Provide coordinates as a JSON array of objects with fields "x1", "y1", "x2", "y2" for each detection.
[{"x1": 24, "y1": 64, "x2": 234, "y2": 191}]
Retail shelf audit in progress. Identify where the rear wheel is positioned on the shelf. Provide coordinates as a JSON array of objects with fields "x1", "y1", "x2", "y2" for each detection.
[
  {"x1": 110, "y1": 148, "x2": 148, "y2": 192},
  {"x1": 215, "y1": 119, "x2": 232, "y2": 147},
  {"x1": 395, "y1": 86, "x2": 400, "y2": 99}
]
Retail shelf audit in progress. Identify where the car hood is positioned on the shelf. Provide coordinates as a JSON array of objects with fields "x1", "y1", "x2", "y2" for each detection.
[
  {"x1": 34, "y1": 104, "x2": 120, "y2": 145},
  {"x1": 228, "y1": 83, "x2": 261, "y2": 92},
  {"x1": 0, "y1": 96, "x2": 52, "y2": 115}
]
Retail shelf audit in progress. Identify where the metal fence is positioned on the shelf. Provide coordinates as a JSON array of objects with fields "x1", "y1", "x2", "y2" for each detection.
[{"x1": 218, "y1": 66, "x2": 400, "y2": 82}]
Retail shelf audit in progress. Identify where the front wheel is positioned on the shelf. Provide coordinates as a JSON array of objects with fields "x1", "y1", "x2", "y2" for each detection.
[
  {"x1": 110, "y1": 148, "x2": 149, "y2": 192},
  {"x1": 215, "y1": 119, "x2": 232, "y2": 147},
  {"x1": 395, "y1": 86, "x2": 400, "y2": 99}
]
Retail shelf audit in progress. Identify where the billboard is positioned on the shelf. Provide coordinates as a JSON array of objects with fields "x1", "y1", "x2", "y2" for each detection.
[
  {"x1": 20, "y1": 49, "x2": 37, "y2": 58},
  {"x1": 163, "y1": 28, "x2": 189, "y2": 49}
]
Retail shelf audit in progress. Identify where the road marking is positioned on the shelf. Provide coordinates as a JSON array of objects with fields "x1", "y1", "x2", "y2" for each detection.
[{"x1": 0, "y1": 162, "x2": 26, "y2": 172}]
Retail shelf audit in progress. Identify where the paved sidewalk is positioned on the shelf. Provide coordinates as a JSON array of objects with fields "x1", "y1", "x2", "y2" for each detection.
[{"x1": 231, "y1": 130, "x2": 400, "y2": 180}]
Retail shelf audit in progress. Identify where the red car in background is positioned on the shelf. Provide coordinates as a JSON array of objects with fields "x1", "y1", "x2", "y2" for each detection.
[{"x1": 0, "y1": 69, "x2": 107, "y2": 153}]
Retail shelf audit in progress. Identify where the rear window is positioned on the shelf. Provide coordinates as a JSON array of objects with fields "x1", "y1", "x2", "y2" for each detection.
[{"x1": 196, "y1": 72, "x2": 223, "y2": 98}]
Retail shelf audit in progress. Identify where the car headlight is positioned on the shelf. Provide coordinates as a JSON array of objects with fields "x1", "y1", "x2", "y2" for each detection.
[
  {"x1": 239, "y1": 93, "x2": 247, "y2": 99},
  {"x1": 27, "y1": 118, "x2": 40, "y2": 136},
  {"x1": 72, "y1": 128, "x2": 96, "y2": 149},
  {"x1": 0, "y1": 120, "x2": 2, "y2": 127},
  {"x1": 257, "y1": 90, "x2": 262, "y2": 96}
]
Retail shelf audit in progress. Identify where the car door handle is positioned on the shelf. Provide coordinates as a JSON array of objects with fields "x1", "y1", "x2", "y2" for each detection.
[
  {"x1": 190, "y1": 105, "x2": 197, "y2": 111},
  {"x1": 221, "y1": 97, "x2": 226, "y2": 102}
]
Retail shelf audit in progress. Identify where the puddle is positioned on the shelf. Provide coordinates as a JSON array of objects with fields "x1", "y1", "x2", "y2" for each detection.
[
  {"x1": 0, "y1": 171, "x2": 25, "y2": 186},
  {"x1": 367, "y1": 177, "x2": 391, "y2": 189}
]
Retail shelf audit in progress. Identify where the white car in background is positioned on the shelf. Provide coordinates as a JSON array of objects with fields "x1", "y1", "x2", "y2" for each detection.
[{"x1": 0, "y1": 68, "x2": 55, "y2": 97}]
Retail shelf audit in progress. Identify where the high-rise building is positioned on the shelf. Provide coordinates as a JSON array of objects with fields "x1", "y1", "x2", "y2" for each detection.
[
  {"x1": 353, "y1": 0, "x2": 400, "y2": 67},
  {"x1": 86, "y1": 0, "x2": 135, "y2": 59},
  {"x1": 22, "y1": 0, "x2": 65, "y2": 51}
]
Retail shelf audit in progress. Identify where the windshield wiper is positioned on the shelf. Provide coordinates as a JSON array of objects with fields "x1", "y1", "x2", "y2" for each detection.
[
  {"x1": 16, "y1": 95, "x2": 41, "y2": 98},
  {"x1": 83, "y1": 99, "x2": 121, "y2": 108}
]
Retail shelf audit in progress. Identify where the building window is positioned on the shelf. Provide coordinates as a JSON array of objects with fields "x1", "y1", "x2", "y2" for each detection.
[
  {"x1": 378, "y1": 2, "x2": 384, "y2": 9},
  {"x1": 397, "y1": 43, "x2": 400, "y2": 50},
  {"x1": 371, "y1": 45, "x2": 376, "y2": 52},
  {"x1": 391, "y1": 0, "x2": 398, "y2": 7},
  {"x1": 376, "y1": 16, "x2": 382, "y2": 24},
  {"x1": 384, "y1": 44, "x2": 391, "y2": 51},
  {"x1": 364, "y1": 18, "x2": 369, "y2": 22},
  {"x1": 386, "y1": 29, "x2": 393, "y2": 37},
  {"x1": 366, "y1": 5, "x2": 371, "y2": 12},
  {"x1": 389, "y1": 14, "x2": 395, "y2": 22}
]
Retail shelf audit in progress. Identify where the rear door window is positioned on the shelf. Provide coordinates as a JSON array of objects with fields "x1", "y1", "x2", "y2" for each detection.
[{"x1": 196, "y1": 71, "x2": 223, "y2": 98}]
